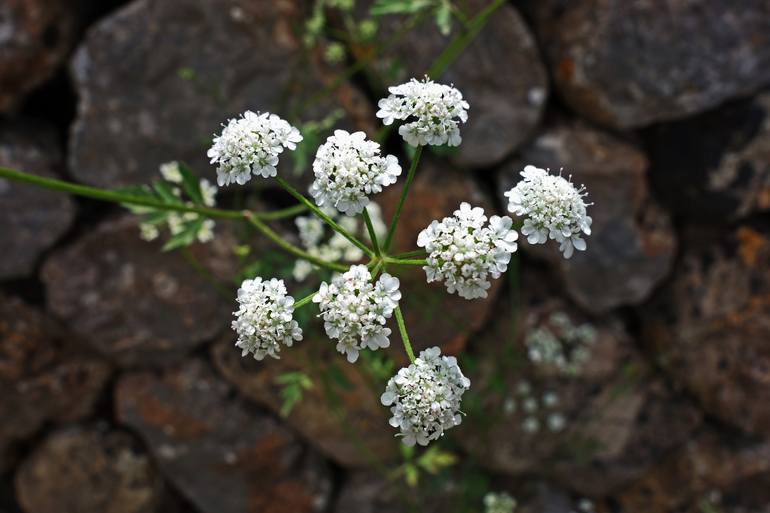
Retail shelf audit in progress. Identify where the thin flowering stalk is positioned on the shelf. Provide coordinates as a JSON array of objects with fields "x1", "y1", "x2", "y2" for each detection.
[
  {"x1": 293, "y1": 291, "x2": 317, "y2": 310},
  {"x1": 362, "y1": 207, "x2": 382, "y2": 256},
  {"x1": 394, "y1": 305, "x2": 415, "y2": 363},
  {"x1": 384, "y1": 257, "x2": 427, "y2": 266},
  {"x1": 383, "y1": 146, "x2": 423, "y2": 252},
  {"x1": 392, "y1": 249, "x2": 427, "y2": 259},
  {"x1": 274, "y1": 176, "x2": 374, "y2": 258},
  {"x1": 245, "y1": 213, "x2": 347, "y2": 273},
  {"x1": 0, "y1": 166, "x2": 307, "y2": 221}
]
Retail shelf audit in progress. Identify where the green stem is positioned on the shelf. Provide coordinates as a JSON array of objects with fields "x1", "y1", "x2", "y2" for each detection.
[
  {"x1": 383, "y1": 146, "x2": 423, "y2": 252},
  {"x1": 245, "y1": 213, "x2": 347, "y2": 273},
  {"x1": 274, "y1": 176, "x2": 374, "y2": 258},
  {"x1": 385, "y1": 257, "x2": 427, "y2": 266},
  {"x1": 0, "y1": 166, "x2": 306, "y2": 221},
  {"x1": 392, "y1": 249, "x2": 427, "y2": 259},
  {"x1": 293, "y1": 291, "x2": 317, "y2": 310},
  {"x1": 394, "y1": 305, "x2": 415, "y2": 363},
  {"x1": 427, "y1": 0, "x2": 507, "y2": 79},
  {"x1": 362, "y1": 206, "x2": 381, "y2": 256}
]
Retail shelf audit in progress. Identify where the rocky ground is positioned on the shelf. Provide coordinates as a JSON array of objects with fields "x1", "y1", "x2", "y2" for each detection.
[{"x1": 1, "y1": 0, "x2": 770, "y2": 512}]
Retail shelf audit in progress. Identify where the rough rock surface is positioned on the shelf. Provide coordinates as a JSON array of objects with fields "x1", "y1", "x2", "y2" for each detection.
[
  {"x1": 645, "y1": 93, "x2": 770, "y2": 223},
  {"x1": 378, "y1": 157, "x2": 502, "y2": 359},
  {"x1": 41, "y1": 216, "x2": 235, "y2": 367},
  {"x1": 69, "y1": 0, "x2": 373, "y2": 189},
  {"x1": 0, "y1": 295, "x2": 110, "y2": 472},
  {"x1": 0, "y1": 121, "x2": 75, "y2": 280},
  {"x1": 14, "y1": 426, "x2": 165, "y2": 513},
  {"x1": 460, "y1": 273, "x2": 700, "y2": 495},
  {"x1": 644, "y1": 223, "x2": 770, "y2": 436},
  {"x1": 498, "y1": 121, "x2": 676, "y2": 313},
  {"x1": 115, "y1": 359, "x2": 332, "y2": 513},
  {"x1": 528, "y1": 0, "x2": 770, "y2": 128},
  {"x1": 213, "y1": 334, "x2": 398, "y2": 468},
  {"x1": 605, "y1": 431, "x2": 770, "y2": 513},
  {"x1": 373, "y1": 0, "x2": 547, "y2": 167},
  {"x1": 0, "y1": 0, "x2": 78, "y2": 112}
]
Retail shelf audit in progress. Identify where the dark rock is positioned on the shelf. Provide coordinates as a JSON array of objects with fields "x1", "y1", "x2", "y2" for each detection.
[
  {"x1": 459, "y1": 276, "x2": 700, "y2": 495},
  {"x1": 0, "y1": 121, "x2": 75, "y2": 280},
  {"x1": 334, "y1": 472, "x2": 461, "y2": 513},
  {"x1": 643, "y1": 223, "x2": 770, "y2": 436},
  {"x1": 14, "y1": 426, "x2": 165, "y2": 513},
  {"x1": 0, "y1": 295, "x2": 110, "y2": 472},
  {"x1": 528, "y1": 0, "x2": 770, "y2": 128},
  {"x1": 605, "y1": 430, "x2": 770, "y2": 513},
  {"x1": 370, "y1": 0, "x2": 547, "y2": 167},
  {"x1": 645, "y1": 93, "x2": 770, "y2": 223},
  {"x1": 212, "y1": 332, "x2": 399, "y2": 468},
  {"x1": 115, "y1": 359, "x2": 332, "y2": 513},
  {"x1": 378, "y1": 157, "x2": 503, "y2": 359},
  {"x1": 0, "y1": 0, "x2": 78, "y2": 112},
  {"x1": 497, "y1": 121, "x2": 676, "y2": 314},
  {"x1": 41, "y1": 216, "x2": 236, "y2": 367},
  {"x1": 68, "y1": 0, "x2": 373, "y2": 189}
]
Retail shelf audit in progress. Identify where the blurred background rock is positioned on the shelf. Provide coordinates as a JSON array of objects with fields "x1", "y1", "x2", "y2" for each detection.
[{"x1": 1, "y1": 0, "x2": 769, "y2": 512}]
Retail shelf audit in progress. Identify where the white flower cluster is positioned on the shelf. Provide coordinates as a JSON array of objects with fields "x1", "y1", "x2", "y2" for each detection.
[
  {"x1": 309, "y1": 130, "x2": 401, "y2": 215},
  {"x1": 313, "y1": 265, "x2": 401, "y2": 363},
  {"x1": 525, "y1": 311, "x2": 597, "y2": 375},
  {"x1": 292, "y1": 203, "x2": 386, "y2": 281},
  {"x1": 376, "y1": 77, "x2": 469, "y2": 147},
  {"x1": 417, "y1": 202, "x2": 518, "y2": 299},
  {"x1": 380, "y1": 346, "x2": 470, "y2": 446},
  {"x1": 504, "y1": 165, "x2": 592, "y2": 258},
  {"x1": 503, "y1": 381, "x2": 566, "y2": 434},
  {"x1": 484, "y1": 492, "x2": 517, "y2": 513},
  {"x1": 139, "y1": 161, "x2": 217, "y2": 244},
  {"x1": 232, "y1": 277, "x2": 302, "y2": 361},
  {"x1": 207, "y1": 111, "x2": 302, "y2": 186}
]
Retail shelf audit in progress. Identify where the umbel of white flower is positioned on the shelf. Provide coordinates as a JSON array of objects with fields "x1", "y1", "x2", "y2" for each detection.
[
  {"x1": 417, "y1": 202, "x2": 518, "y2": 300},
  {"x1": 313, "y1": 265, "x2": 401, "y2": 363},
  {"x1": 381, "y1": 346, "x2": 471, "y2": 446},
  {"x1": 207, "y1": 111, "x2": 302, "y2": 187},
  {"x1": 504, "y1": 165, "x2": 592, "y2": 259},
  {"x1": 309, "y1": 130, "x2": 401, "y2": 215},
  {"x1": 376, "y1": 77, "x2": 469, "y2": 147},
  {"x1": 232, "y1": 277, "x2": 302, "y2": 360}
]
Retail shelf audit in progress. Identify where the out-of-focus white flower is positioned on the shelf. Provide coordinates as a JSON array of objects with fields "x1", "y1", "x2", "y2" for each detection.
[
  {"x1": 159, "y1": 161, "x2": 183, "y2": 183},
  {"x1": 139, "y1": 223, "x2": 159, "y2": 241},
  {"x1": 207, "y1": 110, "x2": 302, "y2": 186},
  {"x1": 232, "y1": 277, "x2": 302, "y2": 360},
  {"x1": 417, "y1": 202, "x2": 518, "y2": 299},
  {"x1": 309, "y1": 130, "x2": 401, "y2": 215},
  {"x1": 292, "y1": 203, "x2": 386, "y2": 281},
  {"x1": 313, "y1": 265, "x2": 401, "y2": 363},
  {"x1": 380, "y1": 346, "x2": 470, "y2": 446},
  {"x1": 484, "y1": 492, "x2": 517, "y2": 513},
  {"x1": 200, "y1": 178, "x2": 217, "y2": 207},
  {"x1": 376, "y1": 77, "x2": 469, "y2": 147},
  {"x1": 525, "y1": 311, "x2": 597, "y2": 375},
  {"x1": 504, "y1": 165, "x2": 592, "y2": 259}
]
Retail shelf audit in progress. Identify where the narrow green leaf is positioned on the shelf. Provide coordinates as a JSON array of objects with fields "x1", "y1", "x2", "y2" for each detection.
[
  {"x1": 153, "y1": 180, "x2": 183, "y2": 205},
  {"x1": 161, "y1": 218, "x2": 203, "y2": 251},
  {"x1": 177, "y1": 162, "x2": 205, "y2": 205}
]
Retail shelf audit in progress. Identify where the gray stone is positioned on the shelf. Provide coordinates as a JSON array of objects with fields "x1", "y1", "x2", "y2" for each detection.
[
  {"x1": 644, "y1": 223, "x2": 770, "y2": 437},
  {"x1": 497, "y1": 121, "x2": 676, "y2": 314},
  {"x1": 645, "y1": 93, "x2": 770, "y2": 222},
  {"x1": 0, "y1": 294, "x2": 110, "y2": 472},
  {"x1": 459, "y1": 273, "x2": 700, "y2": 495},
  {"x1": 15, "y1": 426, "x2": 165, "y2": 513},
  {"x1": 69, "y1": 0, "x2": 373, "y2": 189},
  {"x1": 41, "y1": 216, "x2": 236, "y2": 367},
  {"x1": 0, "y1": 0, "x2": 78, "y2": 112},
  {"x1": 115, "y1": 359, "x2": 332, "y2": 513},
  {"x1": 0, "y1": 121, "x2": 75, "y2": 279},
  {"x1": 528, "y1": 0, "x2": 770, "y2": 128}
]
